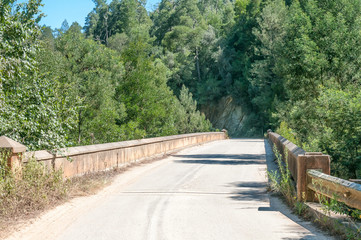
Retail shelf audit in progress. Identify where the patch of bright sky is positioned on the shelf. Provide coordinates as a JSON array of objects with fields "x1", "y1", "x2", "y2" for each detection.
[{"x1": 17, "y1": 0, "x2": 160, "y2": 29}]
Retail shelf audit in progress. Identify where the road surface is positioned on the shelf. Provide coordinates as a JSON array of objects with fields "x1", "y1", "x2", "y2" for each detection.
[{"x1": 7, "y1": 139, "x2": 333, "y2": 240}]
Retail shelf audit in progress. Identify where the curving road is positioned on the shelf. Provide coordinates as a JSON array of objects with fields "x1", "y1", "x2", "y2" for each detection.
[{"x1": 8, "y1": 139, "x2": 333, "y2": 240}]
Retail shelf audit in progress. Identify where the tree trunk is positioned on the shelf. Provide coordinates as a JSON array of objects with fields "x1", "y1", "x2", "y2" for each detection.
[
  {"x1": 78, "y1": 110, "x2": 82, "y2": 144},
  {"x1": 195, "y1": 47, "x2": 201, "y2": 82}
]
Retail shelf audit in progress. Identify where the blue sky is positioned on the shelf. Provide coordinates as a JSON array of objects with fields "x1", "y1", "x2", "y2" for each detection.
[{"x1": 18, "y1": 0, "x2": 160, "y2": 29}]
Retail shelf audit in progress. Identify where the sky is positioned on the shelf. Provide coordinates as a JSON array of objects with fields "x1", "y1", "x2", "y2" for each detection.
[{"x1": 18, "y1": 0, "x2": 160, "y2": 29}]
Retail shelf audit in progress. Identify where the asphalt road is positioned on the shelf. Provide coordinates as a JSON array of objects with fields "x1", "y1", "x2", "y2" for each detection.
[{"x1": 8, "y1": 139, "x2": 333, "y2": 240}]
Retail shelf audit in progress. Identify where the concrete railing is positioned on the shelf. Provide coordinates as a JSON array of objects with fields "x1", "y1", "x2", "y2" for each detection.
[
  {"x1": 267, "y1": 130, "x2": 331, "y2": 201},
  {"x1": 0, "y1": 132, "x2": 227, "y2": 178},
  {"x1": 268, "y1": 130, "x2": 361, "y2": 210}
]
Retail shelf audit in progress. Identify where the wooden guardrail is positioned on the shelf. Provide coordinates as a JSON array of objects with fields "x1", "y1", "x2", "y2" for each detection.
[
  {"x1": 307, "y1": 170, "x2": 361, "y2": 210},
  {"x1": 268, "y1": 130, "x2": 361, "y2": 210}
]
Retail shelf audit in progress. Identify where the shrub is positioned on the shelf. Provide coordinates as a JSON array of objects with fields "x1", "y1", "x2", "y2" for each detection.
[
  {"x1": 0, "y1": 155, "x2": 68, "y2": 218},
  {"x1": 267, "y1": 146, "x2": 296, "y2": 205}
]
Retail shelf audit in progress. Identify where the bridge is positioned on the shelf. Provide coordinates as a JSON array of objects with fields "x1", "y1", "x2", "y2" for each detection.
[{"x1": 2, "y1": 133, "x2": 360, "y2": 239}]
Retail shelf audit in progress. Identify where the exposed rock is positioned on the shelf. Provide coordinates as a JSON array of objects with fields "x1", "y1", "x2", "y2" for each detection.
[{"x1": 201, "y1": 96, "x2": 248, "y2": 137}]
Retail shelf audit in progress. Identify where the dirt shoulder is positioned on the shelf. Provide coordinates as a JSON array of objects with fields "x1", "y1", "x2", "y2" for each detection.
[{"x1": 1, "y1": 155, "x2": 170, "y2": 240}]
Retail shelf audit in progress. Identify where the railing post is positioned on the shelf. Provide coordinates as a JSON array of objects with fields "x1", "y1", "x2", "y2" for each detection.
[
  {"x1": 297, "y1": 152, "x2": 330, "y2": 201},
  {"x1": 0, "y1": 136, "x2": 26, "y2": 177}
]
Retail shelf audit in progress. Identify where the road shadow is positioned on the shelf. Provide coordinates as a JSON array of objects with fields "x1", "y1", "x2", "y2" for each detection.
[
  {"x1": 223, "y1": 139, "x2": 265, "y2": 143},
  {"x1": 228, "y1": 181, "x2": 269, "y2": 202},
  {"x1": 172, "y1": 153, "x2": 266, "y2": 165},
  {"x1": 173, "y1": 154, "x2": 264, "y2": 160}
]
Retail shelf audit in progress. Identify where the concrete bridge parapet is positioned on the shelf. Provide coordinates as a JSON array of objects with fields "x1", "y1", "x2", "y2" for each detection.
[{"x1": 0, "y1": 132, "x2": 227, "y2": 178}]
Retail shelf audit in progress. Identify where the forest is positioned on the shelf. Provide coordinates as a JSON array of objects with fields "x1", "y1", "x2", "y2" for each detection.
[{"x1": 0, "y1": 0, "x2": 360, "y2": 179}]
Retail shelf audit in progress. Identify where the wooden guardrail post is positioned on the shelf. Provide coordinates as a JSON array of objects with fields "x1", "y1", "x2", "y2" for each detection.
[
  {"x1": 0, "y1": 136, "x2": 26, "y2": 177},
  {"x1": 298, "y1": 153, "x2": 330, "y2": 201}
]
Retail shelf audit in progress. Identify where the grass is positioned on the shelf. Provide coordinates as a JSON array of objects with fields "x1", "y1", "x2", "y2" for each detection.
[
  {"x1": 0, "y1": 152, "x2": 68, "y2": 238},
  {"x1": 267, "y1": 146, "x2": 296, "y2": 205}
]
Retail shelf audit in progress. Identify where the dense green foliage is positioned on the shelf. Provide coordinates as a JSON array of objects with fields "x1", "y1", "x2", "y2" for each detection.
[
  {"x1": 1, "y1": 0, "x2": 360, "y2": 178},
  {"x1": 148, "y1": 0, "x2": 361, "y2": 178},
  {"x1": 251, "y1": 0, "x2": 361, "y2": 179},
  {"x1": 0, "y1": 0, "x2": 211, "y2": 150},
  {"x1": 0, "y1": 0, "x2": 77, "y2": 150}
]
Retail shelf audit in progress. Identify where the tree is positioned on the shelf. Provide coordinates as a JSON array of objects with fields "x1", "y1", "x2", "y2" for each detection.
[
  {"x1": 260, "y1": 0, "x2": 361, "y2": 178},
  {"x1": 248, "y1": 0, "x2": 287, "y2": 130},
  {"x1": 117, "y1": 39, "x2": 179, "y2": 137},
  {"x1": 0, "y1": 0, "x2": 77, "y2": 150},
  {"x1": 84, "y1": 0, "x2": 110, "y2": 43},
  {"x1": 60, "y1": 19, "x2": 69, "y2": 33},
  {"x1": 307, "y1": 89, "x2": 361, "y2": 179},
  {"x1": 85, "y1": 0, "x2": 151, "y2": 45},
  {"x1": 47, "y1": 23, "x2": 125, "y2": 145},
  {"x1": 157, "y1": 0, "x2": 208, "y2": 94},
  {"x1": 177, "y1": 85, "x2": 212, "y2": 133}
]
